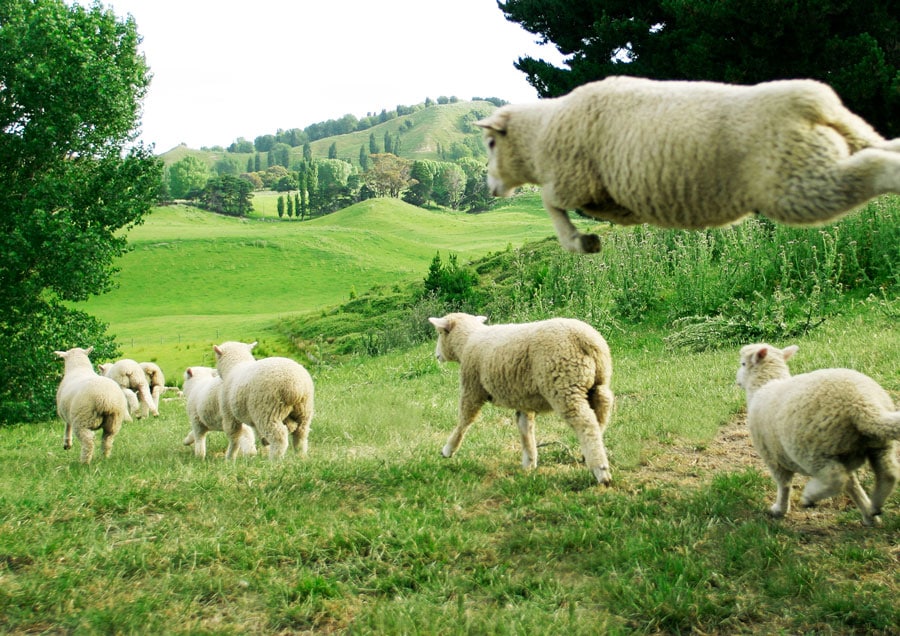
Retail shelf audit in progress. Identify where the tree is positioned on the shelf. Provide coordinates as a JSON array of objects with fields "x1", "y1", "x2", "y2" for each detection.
[
  {"x1": 169, "y1": 156, "x2": 210, "y2": 198},
  {"x1": 369, "y1": 132, "x2": 380, "y2": 154},
  {"x1": 359, "y1": 145, "x2": 369, "y2": 171},
  {"x1": 328, "y1": 141, "x2": 338, "y2": 159},
  {"x1": 303, "y1": 142, "x2": 312, "y2": 162},
  {"x1": 432, "y1": 163, "x2": 467, "y2": 209},
  {"x1": 403, "y1": 160, "x2": 439, "y2": 206},
  {"x1": 277, "y1": 195, "x2": 285, "y2": 218},
  {"x1": 0, "y1": 0, "x2": 162, "y2": 423},
  {"x1": 199, "y1": 175, "x2": 253, "y2": 216},
  {"x1": 384, "y1": 130, "x2": 393, "y2": 154},
  {"x1": 500, "y1": 0, "x2": 900, "y2": 136},
  {"x1": 457, "y1": 157, "x2": 492, "y2": 211},
  {"x1": 365, "y1": 154, "x2": 413, "y2": 198}
]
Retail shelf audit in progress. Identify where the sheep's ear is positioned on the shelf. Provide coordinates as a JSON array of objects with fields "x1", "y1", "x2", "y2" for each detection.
[
  {"x1": 476, "y1": 110, "x2": 509, "y2": 135},
  {"x1": 248, "y1": 341, "x2": 258, "y2": 351},
  {"x1": 782, "y1": 345, "x2": 799, "y2": 361},
  {"x1": 475, "y1": 316, "x2": 488, "y2": 324},
  {"x1": 213, "y1": 345, "x2": 223, "y2": 356},
  {"x1": 186, "y1": 367, "x2": 194, "y2": 378},
  {"x1": 753, "y1": 346, "x2": 768, "y2": 364},
  {"x1": 429, "y1": 317, "x2": 449, "y2": 331},
  {"x1": 85, "y1": 346, "x2": 94, "y2": 356},
  {"x1": 54, "y1": 350, "x2": 66, "y2": 359}
]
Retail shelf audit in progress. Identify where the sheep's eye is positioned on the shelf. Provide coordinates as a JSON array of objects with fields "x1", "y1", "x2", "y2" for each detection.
[{"x1": 487, "y1": 138, "x2": 496, "y2": 150}]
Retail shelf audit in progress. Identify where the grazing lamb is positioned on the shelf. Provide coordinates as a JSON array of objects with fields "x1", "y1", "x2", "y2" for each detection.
[
  {"x1": 429, "y1": 313, "x2": 614, "y2": 484},
  {"x1": 99, "y1": 359, "x2": 158, "y2": 418},
  {"x1": 213, "y1": 341, "x2": 314, "y2": 460},
  {"x1": 55, "y1": 347, "x2": 132, "y2": 463},
  {"x1": 477, "y1": 76, "x2": 900, "y2": 253},
  {"x1": 736, "y1": 343, "x2": 900, "y2": 526},
  {"x1": 140, "y1": 362, "x2": 166, "y2": 416},
  {"x1": 181, "y1": 366, "x2": 257, "y2": 459}
]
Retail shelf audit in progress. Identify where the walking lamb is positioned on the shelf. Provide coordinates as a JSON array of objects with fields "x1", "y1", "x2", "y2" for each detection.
[
  {"x1": 181, "y1": 366, "x2": 257, "y2": 459},
  {"x1": 736, "y1": 343, "x2": 900, "y2": 526},
  {"x1": 99, "y1": 359, "x2": 158, "y2": 418},
  {"x1": 55, "y1": 346, "x2": 132, "y2": 463},
  {"x1": 477, "y1": 76, "x2": 900, "y2": 253},
  {"x1": 429, "y1": 313, "x2": 614, "y2": 484},
  {"x1": 213, "y1": 341, "x2": 314, "y2": 460}
]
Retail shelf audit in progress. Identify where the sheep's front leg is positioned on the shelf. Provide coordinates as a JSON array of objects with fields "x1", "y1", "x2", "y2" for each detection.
[
  {"x1": 542, "y1": 191, "x2": 600, "y2": 253},
  {"x1": 516, "y1": 411, "x2": 537, "y2": 469},
  {"x1": 442, "y1": 395, "x2": 483, "y2": 458},
  {"x1": 843, "y1": 473, "x2": 877, "y2": 527},
  {"x1": 767, "y1": 466, "x2": 794, "y2": 517}
]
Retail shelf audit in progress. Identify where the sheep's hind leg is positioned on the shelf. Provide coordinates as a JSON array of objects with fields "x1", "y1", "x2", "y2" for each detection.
[
  {"x1": 868, "y1": 449, "x2": 899, "y2": 517},
  {"x1": 773, "y1": 149, "x2": 900, "y2": 225},
  {"x1": 768, "y1": 466, "x2": 794, "y2": 518},
  {"x1": 842, "y1": 473, "x2": 878, "y2": 527},
  {"x1": 516, "y1": 411, "x2": 537, "y2": 469},
  {"x1": 77, "y1": 428, "x2": 95, "y2": 464},
  {"x1": 265, "y1": 423, "x2": 290, "y2": 460},
  {"x1": 542, "y1": 193, "x2": 600, "y2": 253},
  {"x1": 561, "y1": 398, "x2": 611, "y2": 485}
]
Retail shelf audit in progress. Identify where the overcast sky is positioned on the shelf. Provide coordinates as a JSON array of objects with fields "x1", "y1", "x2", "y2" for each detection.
[{"x1": 99, "y1": 0, "x2": 565, "y2": 153}]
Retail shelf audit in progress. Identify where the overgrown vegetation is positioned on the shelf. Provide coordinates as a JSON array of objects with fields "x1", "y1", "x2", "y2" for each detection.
[{"x1": 283, "y1": 196, "x2": 899, "y2": 360}]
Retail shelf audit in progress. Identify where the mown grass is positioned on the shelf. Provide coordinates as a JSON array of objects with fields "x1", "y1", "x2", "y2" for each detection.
[{"x1": 1, "y1": 304, "x2": 898, "y2": 634}]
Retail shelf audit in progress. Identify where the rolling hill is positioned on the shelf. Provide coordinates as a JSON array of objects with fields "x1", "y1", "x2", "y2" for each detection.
[
  {"x1": 158, "y1": 99, "x2": 497, "y2": 169},
  {"x1": 76, "y1": 193, "x2": 559, "y2": 375}
]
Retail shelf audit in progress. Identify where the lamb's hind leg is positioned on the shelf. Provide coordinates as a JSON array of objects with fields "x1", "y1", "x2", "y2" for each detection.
[
  {"x1": 866, "y1": 448, "x2": 899, "y2": 518},
  {"x1": 516, "y1": 411, "x2": 537, "y2": 469},
  {"x1": 559, "y1": 397, "x2": 611, "y2": 485},
  {"x1": 542, "y1": 191, "x2": 601, "y2": 253},
  {"x1": 772, "y1": 147, "x2": 900, "y2": 225}
]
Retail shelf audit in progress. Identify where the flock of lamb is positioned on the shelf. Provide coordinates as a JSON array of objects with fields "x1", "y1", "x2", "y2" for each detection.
[{"x1": 55, "y1": 76, "x2": 900, "y2": 527}]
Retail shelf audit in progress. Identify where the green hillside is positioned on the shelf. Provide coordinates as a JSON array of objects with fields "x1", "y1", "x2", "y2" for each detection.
[
  {"x1": 76, "y1": 193, "x2": 561, "y2": 375},
  {"x1": 159, "y1": 100, "x2": 496, "y2": 169}
]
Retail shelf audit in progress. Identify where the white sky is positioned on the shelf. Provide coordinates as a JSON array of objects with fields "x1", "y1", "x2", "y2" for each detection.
[{"x1": 99, "y1": 0, "x2": 565, "y2": 153}]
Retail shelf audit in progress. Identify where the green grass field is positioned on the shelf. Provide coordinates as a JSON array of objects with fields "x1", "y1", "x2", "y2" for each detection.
[
  {"x1": 79, "y1": 193, "x2": 557, "y2": 374},
  {"x1": 5, "y1": 192, "x2": 899, "y2": 634}
]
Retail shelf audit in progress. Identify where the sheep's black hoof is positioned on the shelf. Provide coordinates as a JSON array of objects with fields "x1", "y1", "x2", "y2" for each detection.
[{"x1": 580, "y1": 233, "x2": 601, "y2": 253}]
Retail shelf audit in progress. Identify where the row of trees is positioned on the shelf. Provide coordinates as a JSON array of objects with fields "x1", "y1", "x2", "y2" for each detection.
[{"x1": 223, "y1": 96, "x2": 508, "y2": 154}]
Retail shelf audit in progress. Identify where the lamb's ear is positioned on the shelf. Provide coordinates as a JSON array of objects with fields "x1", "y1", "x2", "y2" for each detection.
[
  {"x1": 476, "y1": 110, "x2": 510, "y2": 135},
  {"x1": 782, "y1": 345, "x2": 799, "y2": 361},
  {"x1": 475, "y1": 316, "x2": 488, "y2": 325},
  {"x1": 429, "y1": 317, "x2": 449, "y2": 331},
  {"x1": 753, "y1": 346, "x2": 768, "y2": 364},
  {"x1": 248, "y1": 341, "x2": 258, "y2": 351},
  {"x1": 213, "y1": 345, "x2": 223, "y2": 357},
  {"x1": 185, "y1": 367, "x2": 194, "y2": 378},
  {"x1": 85, "y1": 346, "x2": 94, "y2": 356},
  {"x1": 54, "y1": 350, "x2": 66, "y2": 359}
]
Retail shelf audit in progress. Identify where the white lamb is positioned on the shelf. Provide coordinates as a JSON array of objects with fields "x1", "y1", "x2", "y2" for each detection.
[
  {"x1": 181, "y1": 366, "x2": 257, "y2": 459},
  {"x1": 429, "y1": 313, "x2": 614, "y2": 484},
  {"x1": 140, "y1": 362, "x2": 166, "y2": 416},
  {"x1": 55, "y1": 346, "x2": 132, "y2": 463},
  {"x1": 213, "y1": 341, "x2": 315, "y2": 460},
  {"x1": 477, "y1": 76, "x2": 900, "y2": 253},
  {"x1": 736, "y1": 343, "x2": 900, "y2": 526},
  {"x1": 98, "y1": 359, "x2": 158, "y2": 418}
]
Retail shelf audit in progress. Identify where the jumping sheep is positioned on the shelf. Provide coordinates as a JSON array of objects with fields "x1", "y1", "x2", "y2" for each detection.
[
  {"x1": 477, "y1": 76, "x2": 900, "y2": 253},
  {"x1": 736, "y1": 343, "x2": 900, "y2": 526},
  {"x1": 140, "y1": 362, "x2": 166, "y2": 416},
  {"x1": 429, "y1": 313, "x2": 614, "y2": 484},
  {"x1": 99, "y1": 359, "x2": 158, "y2": 418},
  {"x1": 55, "y1": 347, "x2": 132, "y2": 463},
  {"x1": 213, "y1": 341, "x2": 314, "y2": 460},
  {"x1": 181, "y1": 366, "x2": 257, "y2": 459}
]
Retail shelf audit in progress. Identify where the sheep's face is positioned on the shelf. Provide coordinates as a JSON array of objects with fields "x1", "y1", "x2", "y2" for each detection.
[
  {"x1": 428, "y1": 314, "x2": 488, "y2": 364},
  {"x1": 428, "y1": 316, "x2": 454, "y2": 363},
  {"x1": 736, "y1": 344, "x2": 797, "y2": 390},
  {"x1": 476, "y1": 110, "x2": 522, "y2": 198}
]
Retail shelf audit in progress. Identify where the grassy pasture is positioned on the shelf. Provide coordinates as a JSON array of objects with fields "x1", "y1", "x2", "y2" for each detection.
[
  {"x1": 79, "y1": 194, "x2": 558, "y2": 375},
  {"x1": 5, "y1": 191, "x2": 899, "y2": 633}
]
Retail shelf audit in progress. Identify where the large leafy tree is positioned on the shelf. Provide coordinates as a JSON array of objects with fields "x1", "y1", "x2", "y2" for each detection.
[
  {"x1": 0, "y1": 0, "x2": 162, "y2": 422},
  {"x1": 500, "y1": 0, "x2": 900, "y2": 136}
]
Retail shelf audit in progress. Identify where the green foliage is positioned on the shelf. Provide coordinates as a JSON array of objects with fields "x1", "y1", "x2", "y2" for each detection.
[
  {"x1": 423, "y1": 252, "x2": 481, "y2": 311},
  {"x1": 501, "y1": 0, "x2": 900, "y2": 136},
  {"x1": 0, "y1": 0, "x2": 161, "y2": 423},
  {"x1": 198, "y1": 175, "x2": 254, "y2": 217},
  {"x1": 168, "y1": 155, "x2": 209, "y2": 198}
]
